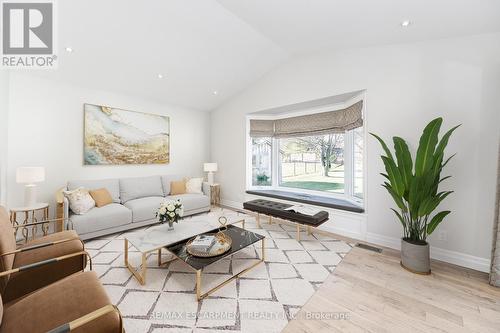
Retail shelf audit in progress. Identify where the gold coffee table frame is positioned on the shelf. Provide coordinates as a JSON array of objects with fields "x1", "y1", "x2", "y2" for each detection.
[
  {"x1": 124, "y1": 240, "x2": 177, "y2": 285},
  {"x1": 195, "y1": 237, "x2": 265, "y2": 301},
  {"x1": 124, "y1": 236, "x2": 265, "y2": 301},
  {"x1": 123, "y1": 218, "x2": 250, "y2": 288}
]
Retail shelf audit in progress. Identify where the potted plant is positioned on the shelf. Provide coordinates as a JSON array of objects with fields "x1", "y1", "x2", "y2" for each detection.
[
  {"x1": 371, "y1": 117, "x2": 460, "y2": 274},
  {"x1": 157, "y1": 199, "x2": 184, "y2": 230},
  {"x1": 256, "y1": 173, "x2": 270, "y2": 185}
]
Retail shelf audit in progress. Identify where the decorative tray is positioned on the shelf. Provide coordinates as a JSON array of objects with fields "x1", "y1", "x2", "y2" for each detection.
[{"x1": 186, "y1": 232, "x2": 232, "y2": 257}]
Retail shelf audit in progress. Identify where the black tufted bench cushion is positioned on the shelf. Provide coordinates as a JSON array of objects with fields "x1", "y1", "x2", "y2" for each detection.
[{"x1": 243, "y1": 199, "x2": 329, "y2": 226}]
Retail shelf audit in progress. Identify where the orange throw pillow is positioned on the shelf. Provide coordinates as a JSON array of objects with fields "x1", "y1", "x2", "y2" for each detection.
[
  {"x1": 89, "y1": 188, "x2": 113, "y2": 208},
  {"x1": 170, "y1": 180, "x2": 187, "y2": 195}
]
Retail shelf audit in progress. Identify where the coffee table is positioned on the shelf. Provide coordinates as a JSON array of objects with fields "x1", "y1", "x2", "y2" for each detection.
[
  {"x1": 167, "y1": 225, "x2": 265, "y2": 300},
  {"x1": 124, "y1": 215, "x2": 246, "y2": 285}
]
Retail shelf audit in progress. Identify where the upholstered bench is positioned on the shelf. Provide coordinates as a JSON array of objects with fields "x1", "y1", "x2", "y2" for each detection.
[{"x1": 243, "y1": 199, "x2": 329, "y2": 240}]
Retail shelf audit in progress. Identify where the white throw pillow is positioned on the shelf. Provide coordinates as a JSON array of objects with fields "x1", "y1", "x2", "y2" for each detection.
[
  {"x1": 63, "y1": 187, "x2": 95, "y2": 215},
  {"x1": 186, "y1": 177, "x2": 203, "y2": 194}
]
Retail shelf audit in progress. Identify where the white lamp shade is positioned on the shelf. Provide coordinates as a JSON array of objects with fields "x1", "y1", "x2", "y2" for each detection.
[
  {"x1": 16, "y1": 167, "x2": 45, "y2": 184},
  {"x1": 204, "y1": 163, "x2": 218, "y2": 172}
]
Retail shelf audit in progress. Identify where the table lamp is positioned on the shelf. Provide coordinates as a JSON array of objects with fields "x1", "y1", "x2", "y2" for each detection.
[
  {"x1": 204, "y1": 163, "x2": 218, "y2": 185},
  {"x1": 16, "y1": 167, "x2": 45, "y2": 206}
]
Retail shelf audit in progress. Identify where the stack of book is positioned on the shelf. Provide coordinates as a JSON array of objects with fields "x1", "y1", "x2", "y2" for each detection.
[{"x1": 190, "y1": 234, "x2": 216, "y2": 253}]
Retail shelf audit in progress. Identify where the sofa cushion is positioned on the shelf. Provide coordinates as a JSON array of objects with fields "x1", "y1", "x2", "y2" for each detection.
[
  {"x1": 170, "y1": 179, "x2": 187, "y2": 195},
  {"x1": 63, "y1": 187, "x2": 95, "y2": 214},
  {"x1": 68, "y1": 179, "x2": 120, "y2": 203},
  {"x1": 89, "y1": 188, "x2": 113, "y2": 207},
  {"x1": 160, "y1": 175, "x2": 183, "y2": 195},
  {"x1": 119, "y1": 176, "x2": 164, "y2": 203},
  {"x1": 123, "y1": 196, "x2": 164, "y2": 223},
  {"x1": 167, "y1": 194, "x2": 210, "y2": 213},
  {"x1": 186, "y1": 177, "x2": 203, "y2": 194},
  {"x1": 70, "y1": 204, "x2": 132, "y2": 235}
]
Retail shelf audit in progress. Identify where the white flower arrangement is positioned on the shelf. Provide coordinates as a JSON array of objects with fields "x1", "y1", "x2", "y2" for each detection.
[{"x1": 156, "y1": 199, "x2": 184, "y2": 227}]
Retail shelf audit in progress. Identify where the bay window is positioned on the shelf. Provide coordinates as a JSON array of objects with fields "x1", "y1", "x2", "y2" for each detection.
[{"x1": 248, "y1": 100, "x2": 364, "y2": 205}]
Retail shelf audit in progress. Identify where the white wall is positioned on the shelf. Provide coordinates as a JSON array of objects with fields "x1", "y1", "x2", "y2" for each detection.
[
  {"x1": 0, "y1": 71, "x2": 9, "y2": 206},
  {"x1": 7, "y1": 73, "x2": 210, "y2": 212},
  {"x1": 211, "y1": 33, "x2": 500, "y2": 270}
]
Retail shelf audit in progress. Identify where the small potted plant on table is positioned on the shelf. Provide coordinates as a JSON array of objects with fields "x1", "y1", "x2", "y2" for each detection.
[
  {"x1": 371, "y1": 117, "x2": 459, "y2": 274},
  {"x1": 157, "y1": 199, "x2": 184, "y2": 230}
]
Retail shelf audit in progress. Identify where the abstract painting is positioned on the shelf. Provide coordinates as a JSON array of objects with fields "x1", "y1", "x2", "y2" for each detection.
[{"x1": 84, "y1": 104, "x2": 170, "y2": 165}]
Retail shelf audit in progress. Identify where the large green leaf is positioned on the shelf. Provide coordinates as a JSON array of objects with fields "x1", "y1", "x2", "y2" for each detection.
[
  {"x1": 442, "y1": 153, "x2": 456, "y2": 169},
  {"x1": 418, "y1": 191, "x2": 453, "y2": 217},
  {"x1": 434, "y1": 124, "x2": 461, "y2": 160},
  {"x1": 383, "y1": 183, "x2": 407, "y2": 211},
  {"x1": 370, "y1": 133, "x2": 394, "y2": 160},
  {"x1": 382, "y1": 156, "x2": 405, "y2": 197},
  {"x1": 390, "y1": 208, "x2": 406, "y2": 227},
  {"x1": 427, "y1": 211, "x2": 451, "y2": 234},
  {"x1": 415, "y1": 118, "x2": 442, "y2": 177},
  {"x1": 439, "y1": 175, "x2": 451, "y2": 183},
  {"x1": 407, "y1": 175, "x2": 421, "y2": 218},
  {"x1": 393, "y1": 136, "x2": 413, "y2": 193}
]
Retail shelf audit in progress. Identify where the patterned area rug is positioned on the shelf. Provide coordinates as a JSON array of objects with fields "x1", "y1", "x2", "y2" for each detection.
[{"x1": 84, "y1": 209, "x2": 352, "y2": 333}]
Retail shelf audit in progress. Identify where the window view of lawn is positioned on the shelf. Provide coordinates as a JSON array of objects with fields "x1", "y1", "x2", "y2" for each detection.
[
  {"x1": 280, "y1": 166, "x2": 345, "y2": 193},
  {"x1": 279, "y1": 135, "x2": 345, "y2": 193}
]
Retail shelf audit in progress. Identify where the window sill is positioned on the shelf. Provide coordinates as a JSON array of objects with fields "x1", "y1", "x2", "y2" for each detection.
[{"x1": 245, "y1": 189, "x2": 364, "y2": 213}]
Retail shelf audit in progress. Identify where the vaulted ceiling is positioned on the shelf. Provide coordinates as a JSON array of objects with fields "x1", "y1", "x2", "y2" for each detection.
[{"x1": 31, "y1": 0, "x2": 500, "y2": 111}]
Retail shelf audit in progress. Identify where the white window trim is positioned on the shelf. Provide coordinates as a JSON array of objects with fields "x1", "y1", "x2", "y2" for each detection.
[{"x1": 245, "y1": 93, "x2": 367, "y2": 208}]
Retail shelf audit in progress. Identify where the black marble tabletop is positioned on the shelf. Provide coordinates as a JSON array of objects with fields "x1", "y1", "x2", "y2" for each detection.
[{"x1": 165, "y1": 225, "x2": 265, "y2": 271}]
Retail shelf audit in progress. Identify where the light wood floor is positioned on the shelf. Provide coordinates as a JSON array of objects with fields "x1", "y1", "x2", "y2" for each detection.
[{"x1": 283, "y1": 246, "x2": 500, "y2": 333}]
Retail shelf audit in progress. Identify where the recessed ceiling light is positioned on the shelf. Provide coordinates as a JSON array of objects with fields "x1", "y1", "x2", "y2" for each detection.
[
  {"x1": 157, "y1": 74, "x2": 164, "y2": 79},
  {"x1": 400, "y1": 20, "x2": 412, "y2": 27},
  {"x1": 65, "y1": 47, "x2": 73, "y2": 53},
  {"x1": 213, "y1": 91, "x2": 218, "y2": 95}
]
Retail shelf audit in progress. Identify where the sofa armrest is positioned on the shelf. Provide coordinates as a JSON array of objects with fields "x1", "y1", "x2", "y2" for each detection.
[
  {"x1": 56, "y1": 187, "x2": 70, "y2": 231},
  {"x1": 63, "y1": 197, "x2": 69, "y2": 220},
  {"x1": 202, "y1": 182, "x2": 211, "y2": 197}
]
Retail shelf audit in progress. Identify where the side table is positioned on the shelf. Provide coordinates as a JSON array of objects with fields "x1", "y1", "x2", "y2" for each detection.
[
  {"x1": 209, "y1": 183, "x2": 221, "y2": 207},
  {"x1": 10, "y1": 203, "x2": 49, "y2": 240}
]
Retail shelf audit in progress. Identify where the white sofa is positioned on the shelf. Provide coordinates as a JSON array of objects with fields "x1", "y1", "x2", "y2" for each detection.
[{"x1": 62, "y1": 175, "x2": 211, "y2": 240}]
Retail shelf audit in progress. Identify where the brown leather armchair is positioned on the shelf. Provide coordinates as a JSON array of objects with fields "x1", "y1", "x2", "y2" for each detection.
[
  {"x1": 0, "y1": 271, "x2": 123, "y2": 333},
  {"x1": 0, "y1": 206, "x2": 89, "y2": 303}
]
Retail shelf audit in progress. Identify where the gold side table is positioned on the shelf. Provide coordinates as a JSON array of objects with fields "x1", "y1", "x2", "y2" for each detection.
[
  {"x1": 9, "y1": 203, "x2": 49, "y2": 240},
  {"x1": 210, "y1": 183, "x2": 221, "y2": 207}
]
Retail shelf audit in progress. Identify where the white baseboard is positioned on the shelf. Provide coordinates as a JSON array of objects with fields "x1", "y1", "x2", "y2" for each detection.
[
  {"x1": 366, "y1": 232, "x2": 401, "y2": 249},
  {"x1": 430, "y1": 247, "x2": 490, "y2": 273},
  {"x1": 367, "y1": 232, "x2": 490, "y2": 273},
  {"x1": 224, "y1": 198, "x2": 491, "y2": 273},
  {"x1": 221, "y1": 199, "x2": 243, "y2": 210},
  {"x1": 318, "y1": 223, "x2": 364, "y2": 241}
]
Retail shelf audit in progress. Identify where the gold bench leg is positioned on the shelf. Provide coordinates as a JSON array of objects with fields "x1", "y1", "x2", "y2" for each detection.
[
  {"x1": 296, "y1": 224, "x2": 301, "y2": 241},
  {"x1": 269, "y1": 215, "x2": 272, "y2": 224},
  {"x1": 307, "y1": 225, "x2": 312, "y2": 235},
  {"x1": 256, "y1": 213, "x2": 261, "y2": 229}
]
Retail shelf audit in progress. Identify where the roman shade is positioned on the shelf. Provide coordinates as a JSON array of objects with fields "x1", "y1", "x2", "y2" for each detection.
[
  {"x1": 249, "y1": 101, "x2": 363, "y2": 138},
  {"x1": 274, "y1": 100, "x2": 363, "y2": 138},
  {"x1": 249, "y1": 119, "x2": 274, "y2": 137}
]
